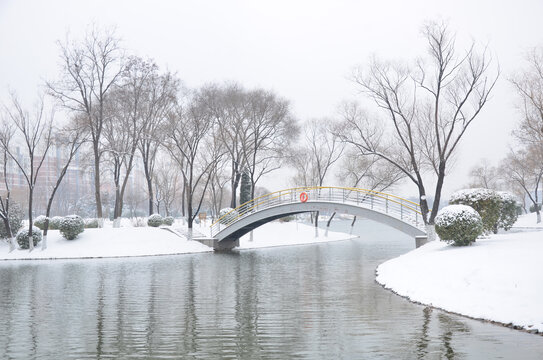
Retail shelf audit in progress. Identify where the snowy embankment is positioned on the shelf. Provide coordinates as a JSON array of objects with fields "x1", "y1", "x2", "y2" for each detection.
[
  {"x1": 0, "y1": 221, "x2": 356, "y2": 260},
  {"x1": 376, "y1": 220, "x2": 543, "y2": 333},
  {"x1": 0, "y1": 227, "x2": 213, "y2": 260}
]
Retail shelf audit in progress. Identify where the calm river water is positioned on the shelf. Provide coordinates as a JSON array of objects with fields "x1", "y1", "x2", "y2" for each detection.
[{"x1": 0, "y1": 219, "x2": 542, "y2": 359}]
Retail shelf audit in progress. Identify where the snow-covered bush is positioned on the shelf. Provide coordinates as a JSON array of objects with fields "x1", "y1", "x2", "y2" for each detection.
[
  {"x1": 435, "y1": 205, "x2": 483, "y2": 246},
  {"x1": 449, "y1": 188, "x2": 502, "y2": 234},
  {"x1": 84, "y1": 218, "x2": 99, "y2": 228},
  {"x1": 529, "y1": 203, "x2": 541, "y2": 213},
  {"x1": 0, "y1": 204, "x2": 24, "y2": 238},
  {"x1": 218, "y1": 208, "x2": 239, "y2": 225},
  {"x1": 496, "y1": 191, "x2": 518, "y2": 232},
  {"x1": 147, "y1": 214, "x2": 163, "y2": 227},
  {"x1": 49, "y1": 216, "x2": 63, "y2": 230},
  {"x1": 59, "y1": 215, "x2": 85, "y2": 240},
  {"x1": 130, "y1": 217, "x2": 146, "y2": 227},
  {"x1": 33, "y1": 215, "x2": 49, "y2": 230},
  {"x1": 163, "y1": 216, "x2": 174, "y2": 226},
  {"x1": 16, "y1": 226, "x2": 42, "y2": 249}
]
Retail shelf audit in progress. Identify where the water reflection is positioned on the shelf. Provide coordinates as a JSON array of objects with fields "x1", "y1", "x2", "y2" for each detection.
[{"x1": 0, "y1": 220, "x2": 542, "y2": 359}]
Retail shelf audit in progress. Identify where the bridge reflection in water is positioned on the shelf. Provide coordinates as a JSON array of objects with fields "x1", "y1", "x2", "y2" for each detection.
[{"x1": 204, "y1": 186, "x2": 428, "y2": 250}]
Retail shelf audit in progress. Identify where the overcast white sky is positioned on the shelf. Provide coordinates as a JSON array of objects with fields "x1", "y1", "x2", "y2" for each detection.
[{"x1": 1, "y1": 0, "x2": 542, "y2": 199}]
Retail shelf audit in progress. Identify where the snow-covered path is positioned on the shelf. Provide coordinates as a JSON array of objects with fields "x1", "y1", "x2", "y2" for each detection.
[{"x1": 376, "y1": 230, "x2": 543, "y2": 333}]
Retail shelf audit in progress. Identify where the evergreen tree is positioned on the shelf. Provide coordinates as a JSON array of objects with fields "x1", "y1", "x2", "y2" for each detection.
[{"x1": 240, "y1": 170, "x2": 252, "y2": 205}]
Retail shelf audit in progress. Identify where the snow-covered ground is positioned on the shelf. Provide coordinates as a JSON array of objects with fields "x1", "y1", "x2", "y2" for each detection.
[
  {"x1": 0, "y1": 227, "x2": 213, "y2": 260},
  {"x1": 0, "y1": 221, "x2": 355, "y2": 260},
  {"x1": 376, "y1": 230, "x2": 543, "y2": 333},
  {"x1": 237, "y1": 221, "x2": 357, "y2": 249},
  {"x1": 511, "y1": 213, "x2": 543, "y2": 229}
]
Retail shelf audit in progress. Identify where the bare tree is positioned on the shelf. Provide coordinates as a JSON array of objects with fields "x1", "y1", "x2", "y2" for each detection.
[
  {"x1": 293, "y1": 118, "x2": 344, "y2": 187},
  {"x1": 166, "y1": 92, "x2": 222, "y2": 230},
  {"x1": 42, "y1": 120, "x2": 86, "y2": 248},
  {"x1": 337, "y1": 149, "x2": 405, "y2": 192},
  {"x1": 500, "y1": 146, "x2": 543, "y2": 223},
  {"x1": 291, "y1": 118, "x2": 344, "y2": 227},
  {"x1": 243, "y1": 89, "x2": 298, "y2": 198},
  {"x1": 47, "y1": 26, "x2": 124, "y2": 220},
  {"x1": 202, "y1": 84, "x2": 248, "y2": 208},
  {"x1": 101, "y1": 111, "x2": 135, "y2": 225},
  {"x1": 466, "y1": 160, "x2": 499, "y2": 189},
  {"x1": 0, "y1": 94, "x2": 53, "y2": 251},
  {"x1": 134, "y1": 60, "x2": 179, "y2": 216},
  {"x1": 102, "y1": 57, "x2": 156, "y2": 225},
  {"x1": 341, "y1": 22, "x2": 498, "y2": 234},
  {"x1": 510, "y1": 46, "x2": 543, "y2": 147},
  {"x1": 208, "y1": 160, "x2": 230, "y2": 220},
  {"x1": 505, "y1": 46, "x2": 543, "y2": 222},
  {"x1": 154, "y1": 159, "x2": 182, "y2": 216},
  {"x1": 206, "y1": 129, "x2": 229, "y2": 220},
  {"x1": 0, "y1": 123, "x2": 15, "y2": 250}
]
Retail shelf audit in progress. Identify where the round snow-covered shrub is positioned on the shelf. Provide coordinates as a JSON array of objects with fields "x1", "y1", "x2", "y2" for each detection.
[
  {"x1": 0, "y1": 204, "x2": 24, "y2": 238},
  {"x1": 147, "y1": 214, "x2": 163, "y2": 227},
  {"x1": 16, "y1": 226, "x2": 42, "y2": 249},
  {"x1": 163, "y1": 216, "x2": 174, "y2": 226},
  {"x1": 496, "y1": 191, "x2": 518, "y2": 232},
  {"x1": 449, "y1": 188, "x2": 501, "y2": 234},
  {"x1": 59, "y1": 215, "x2": 85, "y2": 240},
  {"x1": 218, "y1": 208, "x2": 239, "y2": 225},
  {"x1": 48, "y1": 216, "x2": 63, "y2": 230},
  {"x1": 435, "y1": 205, "x2": 483, "y2": 246},
  {"x1": 33, "y1": 215, "x2": 49, "y2": 230},
  {"x1": 84, "y1": 218, "x2": 99, "y2": 228}
]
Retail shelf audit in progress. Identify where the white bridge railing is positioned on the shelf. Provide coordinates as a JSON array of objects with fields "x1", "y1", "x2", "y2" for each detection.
[{"x1": 210, "y1": 186, "x2": 425, "y2": 237}]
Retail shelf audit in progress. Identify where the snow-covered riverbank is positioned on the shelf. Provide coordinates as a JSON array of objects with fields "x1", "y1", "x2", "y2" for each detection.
[
  {"x1": 0, "y1": 221, "x2": 356, "y2": 260},
  {"x1": 376, "y1": 224, "x2": 543, "y2": 334},
  {"x1": 0, "y1": 227, "x2": 213, "y2": 260}
]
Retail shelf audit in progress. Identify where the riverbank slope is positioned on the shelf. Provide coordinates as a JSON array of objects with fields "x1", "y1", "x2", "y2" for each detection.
[{"x1": 376, "y1": 217, "x2": 543, "y2": 333}]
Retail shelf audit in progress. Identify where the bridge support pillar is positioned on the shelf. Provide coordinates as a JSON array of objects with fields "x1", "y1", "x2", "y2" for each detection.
[
  {"x1": 415, "y1": 235, "x2": 428, "y2": 248},
  {"x1": 214, "y1": 238, "x2": 239, "y2": 251}
]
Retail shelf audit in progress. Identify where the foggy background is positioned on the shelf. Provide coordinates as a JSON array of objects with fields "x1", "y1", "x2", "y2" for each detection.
[{"x1": 1, "y1": 0, "x2": 542, "y2": 198}]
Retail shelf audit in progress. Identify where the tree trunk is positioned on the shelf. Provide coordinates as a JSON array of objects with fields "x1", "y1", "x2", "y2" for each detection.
[
  {"x1": 113, "y1": 184, "x2": 121, "y2": 227},
  {"x1": 187, "y1": 188, "x2": 193, "y2": 230},
  {"x1": 417, "y1": 185, "x2": 430, "y2": 226},
  {"x1": 93, "y1": 145, "x2": 103, "y2": 219},
  {"x1": 1, "y1": 215, "x2": 11, "y2": 239},
  {"x1": 181, "y1": 186, "x2": 186, "y2": 217},
  {"x1": 143, "y1": 158, "x2": 154, "y2": 216},
  {"x1": 28, "y1": 187, "x2": 34, "y2": 251},
  {"x1": 429, "y1": 164, "x2": 446, "y2": 225},
  {"x1": 327, "y1": 212, "x2": 336, "y2": 227},
  {"x1": 43, "y1": 193, "x2": 55, "y2": 250},
  {"x1": 1, "y1": 213, "x2": 14, "y2": 252},
  {"x1": 118, "y1": 162, "x2": 134, "y2": 220},
  {"x1": 230, "y1": 163, "x2": 241, "y2": 208},
  {"x1": 314, "y1": 211, "x2": 319, "y2": 227}
]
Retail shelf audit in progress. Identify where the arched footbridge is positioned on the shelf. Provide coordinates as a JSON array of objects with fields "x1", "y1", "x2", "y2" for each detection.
[{"x1": 199, "y1": 186, "x2": 428, "y2": 251}]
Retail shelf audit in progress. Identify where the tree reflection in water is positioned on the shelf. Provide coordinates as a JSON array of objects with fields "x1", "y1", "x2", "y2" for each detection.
[{"x1": 0, "y1": 225, "x2": 542, "y2": 359}]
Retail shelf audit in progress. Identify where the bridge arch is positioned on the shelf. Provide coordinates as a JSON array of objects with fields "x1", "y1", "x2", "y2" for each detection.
[{"x1": 209, "y1": 187, "x2": 427, "y2": 249}]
